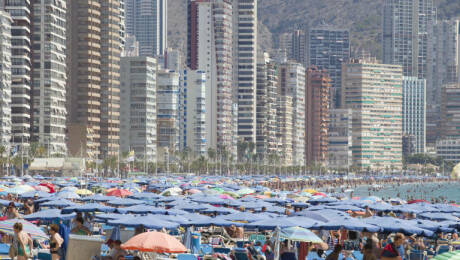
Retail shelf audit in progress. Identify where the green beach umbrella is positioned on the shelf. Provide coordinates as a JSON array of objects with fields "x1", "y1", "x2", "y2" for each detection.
[
  {"x1": 433, "y1": 251, "x2": 460, "y2": 260},
  {"x1": 279, "y1": 226, "x2": 323, "y2": 243}
]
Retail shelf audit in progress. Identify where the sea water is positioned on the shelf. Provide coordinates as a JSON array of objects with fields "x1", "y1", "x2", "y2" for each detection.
[{"x1": 350, "y1": 182, "x2": 460, "y2": 203}]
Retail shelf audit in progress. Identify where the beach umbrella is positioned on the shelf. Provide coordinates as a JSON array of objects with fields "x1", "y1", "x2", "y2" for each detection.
[
  {"x1": 279, "y1": 226, "x2": 323, "y2": 243},
  {"x1": 109, "y1": 215, "x2": 179, "y2": 229},
  {"x1": 56, "y1": 191, "x2": 81, "y2": 199},
  {"x1": 19, "y1": 191, "x2": 53, "y2": 199},
  {"x1": 106, "y1": 189, "x2": 132, "y2": 197},
  {"x1": 41, "y1": 199, "x2": 77, "y2": 208},
  {"x1": 0, "y1": 219, "x2": 47, "y2": 239},
  {"x1": 61, "y1": 186, "x2": 78, "y2": 192},
  {"x1": 121, "y1": 231, "x2": 187, "y2": 253},
  {"x1": 75, "y1": 189, "x2": 93, "y2": 195},
  {"x1": 129, "y1": 193, "x2": 161, "y2": 200},
  {"x1": 117, "y1": 204, "x2": 166, "y2": 214},
  {"x1": 24, "y1": 209, "x2": 75, "y2": 221},
  {"x1": 62, "y1": 203, "x2": 116, "y2": 213},
  {"x1": 419, "y1": 212, "x2": 459, "y2": 221},
  {"x1": 187, "y1": 216, "x2": 244, "y2": 227},
  {"x1": 39, "y1": 183, "x2": 55, "y2": 193},
  {"x1": 364, "y1": 216, "x2": 434, "y2": 237},
  {"x1": 222, "y1": 212, "x2": 272, "y2": 223},
  {"x1": 107, "y1": 198, "x2": 145, "y2": 206},
  {"x1": 236, "y1": 188, "x2": 255, "y2": 196},
  {"x1": 34, "y1": 185, "x2": 51, "y2": 193},
  {"x1": 318, "y1": 217, "x2": 381, "y2": 232},
  {"x1": 5, "y1": 185, "x2": 35, "y2": 195},
  {"x1": 94, "y1": 213, "x2": 125, "y2": 222},
  {"x1": 433, "y1": 250, "x2": 460, "y2": 260},
  {"x1": 200, "y1": 205, "x2": 238, "y2": 215},
  {"x1": 161, "y1": 187, "x2": 182, "y2": 196},
  {"x1": 80, "y1": 194, "x2": 112, "y2": 202},
  {"x1": 408, "y1": 199, "x2": 430, "y2": 204},
  {"x1": 308, "y1": 197, "x2": 338, "y2": 205},
  {"x1": 166, "y1": 209, "x2": 189, "y2": 216},
  {"x1": 246, "y1": 217, "x2": 308, "y2": 230},
  {"x1": 409, "y1": 219, "x2": 454, "y2": 233}
]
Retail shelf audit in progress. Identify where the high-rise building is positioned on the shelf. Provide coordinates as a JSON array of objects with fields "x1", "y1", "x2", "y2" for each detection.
[
  {"x1": 157, "y1": 70, "x2": 180, "y2": 151},
  {"x1": 279, "y1": 61, "x2": 306, "y2": 166},
  {"x1": 2, "y1": 1, "x2": 31, "y2": 149},
  {"x1": 276, "y1": 96, "x2": 293, "y2": 166},
  {"x1": 66, "y1": 0, "x2": 102, "y2": 159},
  {"x1": 100, "y1": 0, "x2": 122, "y2": 158},
  {"x1": 122, "y1": 34, "x2": 140, "y2": 57},
  {"x1": 120, "y1": 56, "x2": 157, "y2": 163},
  {"x1": 305, "y1": 67, "x2": 330, "y2": 165},
  {"x1": 125, "y1": 0, "x2": 167, "y2": 57},
  {"x1": 307, "y1": 27, "x2": 350, "y2": 108},
  {"x1": 233, "y1": 0, "x2": 257, "y2": 143},
  {"x1": 0, "y1": 11, "x2": 12, "y2": 148},
  {"x1": 181, "y1": 69, "x2": 207, "y2": 156},
  {"x1": 426, "y1": 20, "x2": 460, "y2": 144},
  {"x1": 440, "y1": 83, "x2": 460, "y2": 139},
  {"x1": 436, "y1": 138, "x2": 460, "y2": 163},
  {"x1": 164, "y1": 48, "x2": 182, "y2": 72},
  {"x1": 187, "y1": 0, "x2": 234, "y2": 152},
  {"x1": 279, "y1": 32, "x2": 292, "y2": 56},
  {"x1": 342, "y1": 58, "x2": 403, "y2": 170},
  {"x1": 256, "y1": 52, "x2": 278, "y2": 158},
  {"x1": 328, "y1": 108, "x2": 353, "y2": 170},
  {"x1": 382, "y1": 0, "x2": 436, "y2": 79},
  {"x1": 291, "y1": 30, "x2": 307, "y2": 66},
  {"x1": 31, "y1": 0, "x2": 67, "y2": 155},
  {"x1": 402, "y1": 77, "x2": 426, "y2": 154}
]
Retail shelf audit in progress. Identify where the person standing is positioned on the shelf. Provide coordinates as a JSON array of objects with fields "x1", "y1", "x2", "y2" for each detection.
[
  {"x1": 12, "y1": 222, "x2": 33, "y2": 260},
  {"x1": 49, "y1": 224, "x2": 64, "y2": 260}
]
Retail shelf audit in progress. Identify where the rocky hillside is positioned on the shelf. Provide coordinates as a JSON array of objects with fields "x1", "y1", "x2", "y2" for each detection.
[{"x1": 167, "y1": 0, "x2": 459, "y2": 58}]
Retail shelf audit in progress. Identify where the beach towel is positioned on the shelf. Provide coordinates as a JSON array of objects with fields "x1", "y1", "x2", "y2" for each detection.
[{"x1": 58, "y1": 222, "x2": 70, "y2": 259}]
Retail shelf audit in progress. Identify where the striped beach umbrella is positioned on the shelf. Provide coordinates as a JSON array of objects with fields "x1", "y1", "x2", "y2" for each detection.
[{"x1": 0, "y1": 219, "x2": 47, "y2": 239}]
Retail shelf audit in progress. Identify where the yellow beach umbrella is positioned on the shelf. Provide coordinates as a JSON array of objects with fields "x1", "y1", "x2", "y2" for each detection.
[{"x1": 76, "y1": 189, "x2": 93, "y2": 195}]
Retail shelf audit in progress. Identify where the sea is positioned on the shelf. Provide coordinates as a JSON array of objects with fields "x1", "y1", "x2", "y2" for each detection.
[{"x1": 349, "y1": 181, "x2": 460, "y2": 203}]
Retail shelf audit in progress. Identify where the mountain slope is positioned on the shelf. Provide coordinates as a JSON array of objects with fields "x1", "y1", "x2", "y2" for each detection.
[{"x1": 168, "y1": 0, "x2": 459, "y2": 58}]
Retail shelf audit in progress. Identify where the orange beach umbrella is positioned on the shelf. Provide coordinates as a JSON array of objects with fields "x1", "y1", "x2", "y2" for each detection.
[{"x1": 121, "y1": 231, "x2": 187, "y2": 253}]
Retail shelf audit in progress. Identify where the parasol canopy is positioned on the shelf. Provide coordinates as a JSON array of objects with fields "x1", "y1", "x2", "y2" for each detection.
[{"x1": 121, "y1": 231, "x2": 187, "y2": 253}]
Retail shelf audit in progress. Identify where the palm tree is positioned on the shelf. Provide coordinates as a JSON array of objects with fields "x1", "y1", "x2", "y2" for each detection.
[
  {"x1": 207, "y1": 148, "x2": 216, "y2": 174},
  {"x1": 0, "y1": 146, "x2": 6, "y2": 175}
]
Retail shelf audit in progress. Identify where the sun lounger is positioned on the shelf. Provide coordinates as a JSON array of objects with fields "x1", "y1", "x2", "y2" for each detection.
[
  {"x1": 213, "y1": 247, "x2": 231, "y2": 254},
  {"x1": 178, "y1": 253, "x2": 199, "y2": 260}
]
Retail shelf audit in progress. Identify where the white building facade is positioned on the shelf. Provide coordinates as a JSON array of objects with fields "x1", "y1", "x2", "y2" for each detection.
[
  {"x1": 120, "y1": 56, "x2": 157, "y2": 163},
  {"x1": 31, "y1": 0, "x2": 67, "y2": 155},
  {"x1": 0, "y1": 11, "x2": 12, "y2": 148}
]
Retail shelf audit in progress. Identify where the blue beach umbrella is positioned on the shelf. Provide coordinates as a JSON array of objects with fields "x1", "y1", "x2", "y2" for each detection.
[
  {"x1": 364, "y1": 216, "x2": 434, "y2": 237},
  {"x1": 107, "y1": 198, "x2": 145, "y2": 206},
  {"x1": 117, "y1": 204, "x2": 166, "y2": 214},
  {"x1": 222, "y1": 212, "x2": 273, "y2": 223},
  {"x1": 24, "y1": 209, "x2": 75, "y2": 221},
  {"x1": 41, "y1": 199, "x2": 77, "y2": 208},
  {"x1": 62, "y1": 203, "x2": 116, "y2": 213}
]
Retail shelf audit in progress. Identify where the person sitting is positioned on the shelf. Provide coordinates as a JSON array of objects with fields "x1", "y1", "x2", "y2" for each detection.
[
  {"x1": 381, "y1": 233, "x2": 405, "y2": 260},
  {"x1": 70, "y1": 217, "x2": 91, "y2": 235},
  {"x1": 363, "y1": 243, "x2": 377, "y2": 260}
]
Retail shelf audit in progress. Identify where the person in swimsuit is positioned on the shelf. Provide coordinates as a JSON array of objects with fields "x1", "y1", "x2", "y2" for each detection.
[
  {"x1": 13, "y1": 222, "x2": 33, "y2": 260},
  {"x1": 49, "y1": 224, "x2": 64, "y2": 260},
  {"x1": 70, "y1": 217, "x2": 91, "y2": 235},
  {"x1": 6, "y1": 202, "x2": 21, "y2": 219}
]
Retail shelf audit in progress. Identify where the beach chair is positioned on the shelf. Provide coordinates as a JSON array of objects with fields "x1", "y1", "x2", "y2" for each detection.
[
  {"x1": 436, "y1": 245, "x2": 450, "y2": 255},
  {"x1": 409, "y1": 250, "x2": 426, "y2": 260},
  {"x1": 280, "y1": 252, "x2": 296, "y2": 260},
  {"x1": 352, "y1": 251, "x2": 363, "y2": 260},
  {"x1": 178, "y1": 253, "x2": 199, "y2": 260},
  {"x1": 200, "y1": 244, "x2": 213, "y2": 255},
  {"x1": 306, "y1": 251, "x2": 321, "y2": 260},
  {"x1": 210, "y1": 235, "x2": 225, "y2": 247},
  {"x1": 233, "y1": 248, "x2": 250, "y2": 260},
  {"x1": 213, "y1": 247, "x2": 231, "y2": 254}
]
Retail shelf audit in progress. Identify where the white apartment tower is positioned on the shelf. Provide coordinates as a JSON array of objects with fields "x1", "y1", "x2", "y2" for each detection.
[
  {"x1": 233, "y1": 0, "x2": 257, "y2": 143},
  {"x1": 187, "y1": 0, "x2": 234, "y2": 153},
  {"x1": 120, "y1": 57, "x2": 157, "y2": 163},
  {"x1": 31, "y1": 0, "x2": 67, "y2": 155},
  {"x1": 2, "y1": 1, "x2": 31, "y2": 148},
  {"x1": 181, "y1": 69, "x2": 208, "y2": 156},
  {"x1": 0, "y1": 11, "x2": 12, "y2": 147},
  {"x1": 278, "y1": 61, "x2": 306, "y2": 166},
  {"x1": 382, "y1": 0, "x2": 436, "y2": 78}
]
